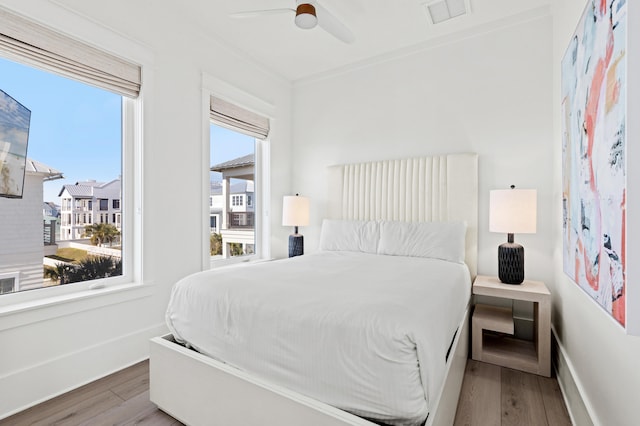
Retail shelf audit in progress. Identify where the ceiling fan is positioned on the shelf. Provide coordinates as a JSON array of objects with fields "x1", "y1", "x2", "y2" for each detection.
[{"x1": 231, "y1": 0, "x2": 355, "y2": 44}]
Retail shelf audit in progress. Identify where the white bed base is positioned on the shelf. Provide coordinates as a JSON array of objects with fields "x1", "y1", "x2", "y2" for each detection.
[
  {"x1": 150, "y1": 307, "x2": 469, "y2": 426},
  {"x1": 150, "y1": 153, "x2": 478, "y2": 425}
]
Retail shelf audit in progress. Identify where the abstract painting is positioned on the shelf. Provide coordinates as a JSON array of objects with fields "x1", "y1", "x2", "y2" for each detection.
[
  {"x1": 562, "y1": 0, "x2": 627, "y2": 328},
  {"x1": 0, "y1": 89, "x2": 31, "y2": 198}
]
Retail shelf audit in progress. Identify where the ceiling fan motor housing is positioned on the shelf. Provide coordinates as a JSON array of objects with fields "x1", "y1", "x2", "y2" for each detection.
[{"x1": 295, "y1": 3, "x2": 317, "y2": 29}]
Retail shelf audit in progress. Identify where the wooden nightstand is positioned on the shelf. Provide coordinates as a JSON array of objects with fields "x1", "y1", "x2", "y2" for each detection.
[{"x1": 472, "y1": 275, "x2": 551, "y2": 377}]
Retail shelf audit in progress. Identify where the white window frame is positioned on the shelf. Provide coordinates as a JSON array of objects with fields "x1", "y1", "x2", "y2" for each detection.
[
  {"x1": 202, "y1": 74, "x2": 273, "y2": 270},
  {"x1": 0, "y1": 94, "x2": 143, "y2": 309}
]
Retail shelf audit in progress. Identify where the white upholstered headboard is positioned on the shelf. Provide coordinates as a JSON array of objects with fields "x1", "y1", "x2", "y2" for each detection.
[{"x1": 327, "y1": 153, "x2": 478, "y2": 278}]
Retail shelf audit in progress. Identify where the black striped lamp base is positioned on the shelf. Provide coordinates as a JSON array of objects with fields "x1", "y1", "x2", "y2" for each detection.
[
  {"x1": 289, "y1": 234, "x2": 304, "y2": 257},
  {"x1": 498, "y1": 242, "x2": 524, "y2": 284}
]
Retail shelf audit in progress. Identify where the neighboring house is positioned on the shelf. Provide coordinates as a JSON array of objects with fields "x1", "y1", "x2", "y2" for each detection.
[
  {"x1": 209, "y1": 180, "x2": 255, "y2": 234},
  {"x1": 43, "y1": 201, "x2": 60, "y2": 218},
  {"x1": 43, "y1": 201, "x2": 61, "y2": 245},
  {"x1": 0, "y1": 159, "x2": 63, "y2": 294},
  {"x1": 58, "y1": 178, "x2": 121, "y2": 241},
  {"x1": 210, "y1": 154, "x2": 255, "y2": 257}
]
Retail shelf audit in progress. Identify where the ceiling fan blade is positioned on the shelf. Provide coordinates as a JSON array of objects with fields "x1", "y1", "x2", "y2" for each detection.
[
  {"x1": 231, "y1": 8, "x2": 294, "y2": 19},
  {"x1": 314, "y1": 3, "x2": 355, "y2": 44}
]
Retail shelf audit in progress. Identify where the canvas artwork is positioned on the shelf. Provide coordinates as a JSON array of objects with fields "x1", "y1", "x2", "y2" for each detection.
[
  {"x1": 561, "y1": 0, "x2": 627, "y2": 328},
  {"x1": 0, "y1": 89, "x2": 31, "y2": 198}
]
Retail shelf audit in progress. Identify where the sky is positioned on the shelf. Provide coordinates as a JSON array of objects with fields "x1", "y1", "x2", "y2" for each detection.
[
  {"x1": 0, "y1": 55, "x2": 255, "y2": 203},
  {"x1": 210, "y1": 124, "x2": 255, "y2": 183},
  {"x1": 0, "y1": 56, "x2": 121, "y2": 202}
]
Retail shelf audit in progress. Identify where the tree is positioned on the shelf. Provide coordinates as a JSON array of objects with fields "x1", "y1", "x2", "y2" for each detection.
[
  {"x1": 44, "y1": 256, "x2": 121, "y2": 285},
  {"x1": 210, "y1": 233, "x2": 223, "y2": 255},
  {"x1": 44, "y1": 263, "x2": 76, "y2": 285},
  {"x1": 83, "y1": 223, "x2": 120, "y2": 246},
  {"x1": 68, "y1": 256, "x2": 121, "y2": 282},
  {"x1": 229, "y1": 242, "x2": 244, "y2": 256}
]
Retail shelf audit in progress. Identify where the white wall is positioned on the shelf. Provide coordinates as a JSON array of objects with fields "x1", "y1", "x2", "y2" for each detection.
[
  {"x1": 0, "y1": 0, "x2": 292, "y2": 418},
  {"x1": 551, "y1": 1, "x2": 640, "y2": 425},
  {"x1": 292, "y1": 4, "x2": 640, "y2": 423},
  {"x1": 0, "y1": 173, "x2": 44, "y2": 289},
  {"x1": 292, "y1": 12, "x2": 554, "y2": 288}
]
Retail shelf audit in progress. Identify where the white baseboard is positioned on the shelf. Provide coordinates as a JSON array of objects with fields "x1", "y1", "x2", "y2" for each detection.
[
  {"x1": 0, "y1": 322, "x2": 167, "y2": 420},
  {"x1": 551, "y1": 326, "x2": 597, "y2": 426}
]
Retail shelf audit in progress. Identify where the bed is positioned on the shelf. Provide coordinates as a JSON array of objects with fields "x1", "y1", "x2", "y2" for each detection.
[{"x1": 150, "y1": 153, "x2": 478, "y2": 426}]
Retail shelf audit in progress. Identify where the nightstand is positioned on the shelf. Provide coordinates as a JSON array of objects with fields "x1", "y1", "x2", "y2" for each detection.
[{"x1": 472, "y1": 275, "x2": 551, "y2": 377}]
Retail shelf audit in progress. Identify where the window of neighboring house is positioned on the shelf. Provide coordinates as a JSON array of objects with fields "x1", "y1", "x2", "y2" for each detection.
[
  {"x1": 247, "y1": 195, "x2": 253, "y2": 207},
  {"x1": 0, "y1": 10, "x2": 141, "y2": 302},
  {"x1": 0, "y1": 273, "x2": 19, "y2": 294},
  {"x1": 113, "y1": 199, "x2": 120, "y2": 209}
]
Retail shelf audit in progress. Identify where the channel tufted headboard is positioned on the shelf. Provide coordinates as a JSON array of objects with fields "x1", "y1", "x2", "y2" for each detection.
[{"x1": 327, "y1": 153, "x2": 478, "y2": 278}]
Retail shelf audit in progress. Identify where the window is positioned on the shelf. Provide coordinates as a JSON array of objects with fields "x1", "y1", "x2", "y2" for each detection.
[
  {"x1": 0, "y1": 10, "x2": 141, "y2": 301},
  {"x1": 204, "y1": 86, "x2": 272, "y2": 267},
  {"x1": 210, "y1": 123, "x2": 257, "y2": 259},
  {"x1": 209, "y1": 95, "x2": 268, "y2": 261},
  {"x1": 247, "y1": 195, "x2": 253, "y2": 207},
  {"x1": 0, "y1": 273, "x2": 18, "y2": 294},
  {"x1": 113, "y1": 199, "x2": 120, "y2": 209},
  {"x1": 232, "y1": 195, "x2": 244, "y2": 207}
]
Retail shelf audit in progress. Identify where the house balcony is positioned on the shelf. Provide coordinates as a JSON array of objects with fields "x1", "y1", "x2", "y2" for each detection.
[
  {"x1": 44, "y1": 220, "x2": 56, "y2": 245},
  {"x1": 227, "y1": 212, "x2": 254, "y2": 229}
]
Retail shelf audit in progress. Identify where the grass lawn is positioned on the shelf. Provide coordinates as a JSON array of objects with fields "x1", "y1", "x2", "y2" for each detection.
[{"x1": 48, "y1": 248, "x2": 89, "y2": 263}]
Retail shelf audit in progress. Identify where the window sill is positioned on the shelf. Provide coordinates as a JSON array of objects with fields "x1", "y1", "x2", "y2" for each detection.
[{"x1": 0, "y1": 282, "x2": 155, "y2": 332}]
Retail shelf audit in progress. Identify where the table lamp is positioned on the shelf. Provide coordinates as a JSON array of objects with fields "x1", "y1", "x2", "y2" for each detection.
[
  {"x1": 489, "y1": 185, "x2": 537, "y2": 284},
  {"x1": 282, "y1": 194, "x2": 310, "y2": 257}
]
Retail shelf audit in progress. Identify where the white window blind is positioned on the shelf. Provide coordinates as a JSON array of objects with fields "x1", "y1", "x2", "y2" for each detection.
[
  {"x1": 0, "y1": 7, "x2": 141, "y2": 98},
  {"x1": 210, "y1": 96, "x2": 270, "y2": 139}
]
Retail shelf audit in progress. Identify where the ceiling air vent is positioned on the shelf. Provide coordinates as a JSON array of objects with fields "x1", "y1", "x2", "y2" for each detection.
[{"x1": 422, "y1": 0, "x2": 470, "y2": 24}]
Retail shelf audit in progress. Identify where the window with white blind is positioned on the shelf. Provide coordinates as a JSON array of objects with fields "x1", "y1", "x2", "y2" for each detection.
[
  {"x1": 0, "y1": 9, "x2": 141, "y2": 302},
  {"x1": 209, "y1": 96, "x2": 269, "y2": 262}
]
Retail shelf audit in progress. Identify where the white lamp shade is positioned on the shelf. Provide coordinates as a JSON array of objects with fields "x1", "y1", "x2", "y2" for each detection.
[
  {"x1": 489, "y1": 189, "x2": 537, "y2": 234},
  {"x1": 282, "y1": 195, "x2": 310, "y2": 227}
]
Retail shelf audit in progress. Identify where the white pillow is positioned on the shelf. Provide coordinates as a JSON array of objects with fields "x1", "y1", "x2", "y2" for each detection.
[
  {"x1": 318, "y1": 219, "x2": 379, "y2": 254},
  {"x1": 377, "y1": 221, "x2": 467, "y2": 263}
]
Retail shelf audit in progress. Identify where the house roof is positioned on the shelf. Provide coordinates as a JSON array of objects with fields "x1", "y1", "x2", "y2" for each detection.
[
  {"x1": 210, "y1": 153, "x2": 254, "y2": 172},
  {"x1": 210, "y1": 180, "x2": 254, "y2": 195},
  {"x1": 58, "y1": 178, "x2": 121, "y2": 197},
  {"x1": 25, "y1": 158, "x2": 64, "y2": 181}
]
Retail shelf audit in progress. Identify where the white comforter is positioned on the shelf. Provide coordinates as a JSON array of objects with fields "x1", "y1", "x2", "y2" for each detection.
[{"x1": 166, "y1": 251, "x2": 471, "y2": 425}]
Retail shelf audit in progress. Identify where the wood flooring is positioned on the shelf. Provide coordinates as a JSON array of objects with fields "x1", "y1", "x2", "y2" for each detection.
[
  {"x1": 0, "y1": 361, "x2": 181, "y2": 426},
  {"x1": 453, "y1": 360, "x2": 572, "y2": 426},
  {"x1": 1, "y1": 359, "x2": 571, "y2": 426}
]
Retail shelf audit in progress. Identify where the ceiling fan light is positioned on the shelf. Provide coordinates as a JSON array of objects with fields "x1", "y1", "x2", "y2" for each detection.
[{"x1": 295, "y1": 4, "x2": 317, "y2": 29}]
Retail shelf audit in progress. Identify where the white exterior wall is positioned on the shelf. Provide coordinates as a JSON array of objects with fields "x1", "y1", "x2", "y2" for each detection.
[
  {"x1": 0, "y1": 0, "x2": 292, "y2": 419},
  {"x1": 0, "y1": 173, "x2": 44, "y2": 291},
  {"x1": 59, "y1": 180, "x2": 122, "y2": 241}
]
